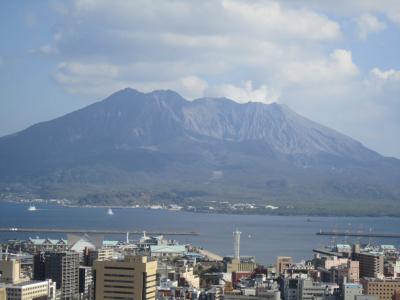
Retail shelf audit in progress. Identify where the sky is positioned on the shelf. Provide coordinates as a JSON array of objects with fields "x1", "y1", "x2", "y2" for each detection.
[{"x1": 0, "y1": 0, "x2": 399, "y2": 158}]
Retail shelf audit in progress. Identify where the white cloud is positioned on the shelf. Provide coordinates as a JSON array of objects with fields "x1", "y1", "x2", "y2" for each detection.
[
  {"x1": 367, "y1": 68, "x2": 400, "y2": 102},
  {"x1": 206, "y1": 81, "x2": 280, "y2": 104},
  {"x1": 278, "y1": 49, "x2": 358, "y2": 85},
  {"x1": 370, "y1": 68, "x2": 400, "y2": 81},
  {"x1": 179, "y1": 76, "x2": 208, "y2": 99},
  {"x1": 30, "y1": 45, "x2": 59, "y2": 55},
  {"x1": 34, "y1": 0, "x2": 400, "y2": 156},
  {"x1": 221, "y1": 0, "x2": 341, "y2": 41},
  {"x1": 285, "y1": 1, "x2": 400, "y2": 26},
  {"x1": 356, "y1": 13, "x2": 386, "y2": 39}
]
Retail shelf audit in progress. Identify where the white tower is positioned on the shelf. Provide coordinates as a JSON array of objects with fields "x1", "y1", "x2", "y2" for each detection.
[{"x1": 233, "y1": 228, "x2": 241, "y2": 260}]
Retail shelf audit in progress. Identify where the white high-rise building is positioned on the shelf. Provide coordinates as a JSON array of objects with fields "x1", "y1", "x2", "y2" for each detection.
[{"x1": 233, "y1": 228, "x2": 241, "y2": 260}]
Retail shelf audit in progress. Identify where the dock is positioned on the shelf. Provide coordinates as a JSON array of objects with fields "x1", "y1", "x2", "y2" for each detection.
[
  {"x1": 197, "y1": 248, "x2": 223, "y2": 261},
  {"x1": 313, "y1": 248, "x2": 344, "y2": 257},
  {"x1": 0, "y1": 227, "x2": 199, "y2": 236},
  {"x1": 317, "y1": 230, "x2": 400, "y2": 238}
]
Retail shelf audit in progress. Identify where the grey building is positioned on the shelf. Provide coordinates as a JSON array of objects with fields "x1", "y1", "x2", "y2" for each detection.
[
  {"x1": 79, "y1": 266, "x2": 93, "y2": 300},
  {"x1": 342, "y1": 283, "x2": 363, "y2": 300},
  {"x1": 33, "y1": 251, "x2": 79, "y2": 299}
]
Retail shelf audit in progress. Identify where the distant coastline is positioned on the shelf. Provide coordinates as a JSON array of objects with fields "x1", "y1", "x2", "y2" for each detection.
[{"x1": 1, "y1": 198, "x2": 400, "y2": 218}]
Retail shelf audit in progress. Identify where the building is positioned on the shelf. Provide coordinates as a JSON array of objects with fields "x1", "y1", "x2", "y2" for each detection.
[
  {"x1": 342, "y1": 283, "x2": 363, "y2": 300},
  {"x1": 284, "y1": 278, "x2": 336, "y2": 300},
  {"x1": 226, "y1": 257, "x2": 256, "y2": 273},
  {"x1": 360, "y1": 278, "x2": 400, "y2": 300},
  {"x1": 0, "y1": 259, "x2": 22, "y2": 284},
  {"x1": 0, "y1": 287, "x2": 6, "y2": 300},
  {"x1": 393, "y1": 290, "x2": 400, "y2": 300},
  {"x1": 299, "y1": 278, "x2": 331, "y2": 300},
  {"x1": 83, "y1": 247, "x2": 114, "y2": 267},
  {"x1": 320, "y1": 260, "x2": 360, "y2": 285},
  {"x1": 178, "y1": 266, "x2": 200, "y2": 288},
  {"x1": 355, "y1": 296, "x2": 378, "y2": 300},
  {"x1": 224, "y1": 293, "x2": 280, "y2": 300},
  {"x1": 276, "y1": 257, "x2": 293, "y2": 275},
  {"x1": 79, "y1": 266, "x2": 93, "y2": 300},
  {"x1": 150, "y1": 245, "x2": 186, "y2": 258},
  {"x1": 93, "y1": 255, "x2": 157, "y2": 300},
  {"x1": 26, "y1": 238, "x2": 68, "y2": 252},
  {"x1": 284, "y1": 278, "x2": 300, "y2": 300},
  {"x1": 33, "y1": 251, "x2": 80, "y2": 299},
  {"x1": 353, "y1": 252, "x2": 384, "y2": 278},
  {"x1": 199, "y1": 285, "x2": 223, "y2": 300},
  {"x1": 2, "y1": 279, "x2": 56, "y2": 300}
]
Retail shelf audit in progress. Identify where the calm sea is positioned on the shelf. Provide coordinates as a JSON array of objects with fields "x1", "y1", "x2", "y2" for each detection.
[{"x1": 1, "y1": 202, "x2": 400, "y2": 264}]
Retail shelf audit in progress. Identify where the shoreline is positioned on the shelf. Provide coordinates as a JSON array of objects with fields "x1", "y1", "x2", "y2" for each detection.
[{"x1": 1, "y1": 200, "x2": 400, "y2": 218}]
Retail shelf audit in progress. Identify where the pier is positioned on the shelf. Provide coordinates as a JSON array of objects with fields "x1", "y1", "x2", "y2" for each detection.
[
  {"x1": 0, "y1": 227, "x2": 199, "y2": 236},
  {"x1": 317, "y1": 230, "x2": 400, "y2": 238}
]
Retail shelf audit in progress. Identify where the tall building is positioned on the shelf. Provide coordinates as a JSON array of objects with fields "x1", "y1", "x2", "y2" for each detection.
[
  {"x1": 93, "y1": 255, "x2": 157, "y2": 300},
  {"x1": 79, "y1": 266, "x2": 93, "y2": 300},
  {"x1": 0, "y1": 258, "x2": 22, "y2": 284},
  {"x1": 276, "y1": 257, "x2": 293, "y2": 275},
  {"x1": 33, "y1": 251, "x2": 80, "y2": 299},
  {"x1": 353, "y1": 252, "x2": 384, "y2": 278},
  {"x1": 0, "y1": 287, "x2": 6, "y2": 300},
  {"x1": 233, "y1": 229, "x2": 241, "y2": 260},
  {"x1": 83, "y1": 247, "x2": 114, "y2": 267}
]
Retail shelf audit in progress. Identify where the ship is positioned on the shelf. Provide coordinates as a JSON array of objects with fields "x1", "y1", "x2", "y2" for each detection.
[
  {"x1": 28, "y1": 205, "x2": 37, "y2": 211},
  {"x1": 107, "y1": 208, "x2": 114, "y2": 215}
]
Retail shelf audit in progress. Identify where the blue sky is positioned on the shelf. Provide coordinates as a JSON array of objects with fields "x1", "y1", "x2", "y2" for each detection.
[{"x1": 0, "y1": 0, "x2": 399, "y2": 157}]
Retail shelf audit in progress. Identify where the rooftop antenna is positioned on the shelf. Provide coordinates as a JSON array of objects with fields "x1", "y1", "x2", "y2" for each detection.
[
  {"x1": 368, "y1": 227, "x2": 372, "y2": 247},
  {"x1": 233, "y1": 228, "x2": 241, "y2": 260}
]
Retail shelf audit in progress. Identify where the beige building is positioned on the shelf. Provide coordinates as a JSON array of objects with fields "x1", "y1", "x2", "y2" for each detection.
[
  {"x1": 347, "y1": 260, "x2": 360, "y2": 283},
  {"x1": 83, "y1": 247, "x2": 114, "y2": 267},
  {"x1": 179, "y1": 266, "x2": 200, "y2": 288},
  {"x1": 0, "y1": 287, "x2": 6, "y2": 300},
  {"x1": 94, "y1": 255, "x2": 157, "y2": 300},
  {"x1": 276, "y1": 256, "x2": 293, "y2": 274},
  {"x1": 226, "y1": 258, "x2": 256, "y2": 273},
  {"x1": 0, "y1": 259, "x2": 22, "y2": 284},
  {"x1": 353, "y1": 252, "x2": 384, "y2": 278},
  {"x1": 361, "y1": 278, "x2": 400, "y2": 300},
  {"x1": 3, "y1": 279, "x2": 56, "y2": 300},
  {"x1": 323, "y1": 256, "x2": 349, "y2": 269}
]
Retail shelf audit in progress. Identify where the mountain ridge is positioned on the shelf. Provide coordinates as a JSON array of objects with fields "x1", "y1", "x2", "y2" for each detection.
[{"x1": 0, "y1": 88, "x2": 399, "y2": 215}]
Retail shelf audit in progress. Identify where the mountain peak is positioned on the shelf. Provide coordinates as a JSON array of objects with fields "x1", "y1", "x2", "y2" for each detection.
[{"x1": 0, "y1": 88, "x2": 398, "y2": 215}]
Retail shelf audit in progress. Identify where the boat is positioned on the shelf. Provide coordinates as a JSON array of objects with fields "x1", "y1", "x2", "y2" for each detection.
[
  {"x1": 28, "y1": 205, "x2": 37, "y2": 211},
  {"x1": 107, "y1": 208, "x2": 114, "y2": 215}
]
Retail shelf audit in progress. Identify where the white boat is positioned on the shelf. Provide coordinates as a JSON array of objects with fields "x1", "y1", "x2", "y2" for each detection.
[
  {"x1": 28, "y1": 205, "x2": 37, "y2": 211},
  {"x1": 107, "y1": 208, "x2": 114, "y2": 215}
]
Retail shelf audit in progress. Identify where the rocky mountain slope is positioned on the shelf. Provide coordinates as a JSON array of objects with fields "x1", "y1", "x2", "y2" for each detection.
[{"x1": 0, "y1": 88, "x2": 399, "y2": 215}]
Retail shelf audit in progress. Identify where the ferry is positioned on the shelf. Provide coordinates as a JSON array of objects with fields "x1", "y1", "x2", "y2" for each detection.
[{"x1": 28, "y1": 205, "x2": 37, "y2": 211}]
